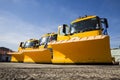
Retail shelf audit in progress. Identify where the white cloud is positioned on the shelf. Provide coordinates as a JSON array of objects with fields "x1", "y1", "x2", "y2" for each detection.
[{"x1": 0, "y1": 11, "x2": 55, "y2": 51}]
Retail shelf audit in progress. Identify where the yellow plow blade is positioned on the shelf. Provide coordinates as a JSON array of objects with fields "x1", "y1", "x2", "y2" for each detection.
[
  {"x1": 23, "y1": 49, "x2": 51, "y2": 63},
  {"x1": 9, "y1": 49, "x2": 51, "y2": 63},
  {"x1": 8, "y1": 52, "x2": 24, "y2": 62},
  {"x1": 49, "y1": 35, "x2": 113, "y2": 64}
]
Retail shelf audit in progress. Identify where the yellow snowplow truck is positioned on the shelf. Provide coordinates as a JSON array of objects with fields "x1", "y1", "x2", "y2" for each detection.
[{"x1": 9, "y1": 15, "x2": 116, "y2": 64}]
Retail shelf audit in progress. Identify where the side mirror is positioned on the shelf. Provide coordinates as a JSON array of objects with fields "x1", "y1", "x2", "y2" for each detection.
[
  {"x1": 19, "y1": 42, "x2": 24, "y2": 48},
  {"x1": 101, "y1": 18, "x2": 109, "y2": 28},
  {"x1": 104, "y1": 18, "x2": 108, "y2": 28},
  {"x1": 63, "y1": 24, "x2": 67, "y2": 34}
]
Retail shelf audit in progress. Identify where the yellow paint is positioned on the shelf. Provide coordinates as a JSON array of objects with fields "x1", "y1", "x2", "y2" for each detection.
[
  {"x1": 10, "y1": 52, "x2": 24, "y2": 62},
  {"x1": 71, "y1": 30, "x2": 102, "y2": 38},
  {"x1": 11, "y1": 48, "x2": 52, "y2": 63},
  {"x1": 51, "y1": 35, "x2": 113, "y2": 63},
  {"x1": 57, "y1": 29, "x2": 102, "y2": 42},
  {"x1": 57, "y1": 35, "x2": 70, "y2": 41},
  {"x1": 23, "y1": 49, "x2": 51, "y2": 63}
]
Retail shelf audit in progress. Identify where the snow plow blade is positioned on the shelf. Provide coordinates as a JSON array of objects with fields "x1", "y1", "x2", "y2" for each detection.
[
  {"x1": 8, "y1": 52, "x2": 24, "y2": 62},
  {"x1": 49, "y1": 35, "x2": 114, "y2": 64},
  {"x1": 9, "y1": 49, "x2": 51, "y2": 63}
]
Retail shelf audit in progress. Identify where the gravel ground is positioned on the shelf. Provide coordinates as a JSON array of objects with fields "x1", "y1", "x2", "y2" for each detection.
[{"x1": 0, "y1": 63, "x2": 120, "y2": 80}]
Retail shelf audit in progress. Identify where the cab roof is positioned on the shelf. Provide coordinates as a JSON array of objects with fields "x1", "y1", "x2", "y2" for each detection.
[
  {"x1": 71, "y1": 15, "x2": 97, "y2": 24},
  {"x1": 41, "y1": 33, "x2": 57, "y2": 37},
  {"x1": 26, "y1": 39, "x2": 38, "y2": 42}
]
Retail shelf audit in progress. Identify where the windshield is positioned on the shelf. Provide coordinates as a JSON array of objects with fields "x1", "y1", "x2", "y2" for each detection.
[
  {"x1": 70, "y1": 17, "x2": 100, "y2": 33},
  {"x1": 39, "y1": 34, "x2": 57, "y2": 45},
  {"x1": 39, "y1": 37, "x2": 49, "y2": 45},
  {"x1": 24, "y1": 41, "x2": 36, "y2": 48}
]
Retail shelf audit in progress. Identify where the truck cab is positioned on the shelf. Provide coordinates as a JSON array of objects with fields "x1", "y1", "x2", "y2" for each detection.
[
  {"x1": 57, "y1": 15, "x2": 109, "y2": 41},
  {"x1": 18, "y1": 39, "x2": 39, "y2": 51},
  {"x1": 39, "y1": 33, "x2": 57, "y2": 48}
]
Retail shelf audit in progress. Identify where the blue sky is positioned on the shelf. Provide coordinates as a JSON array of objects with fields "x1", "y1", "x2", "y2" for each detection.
[{"x1": 0, "y1": 0, "x2": 120, "y2": 51}]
